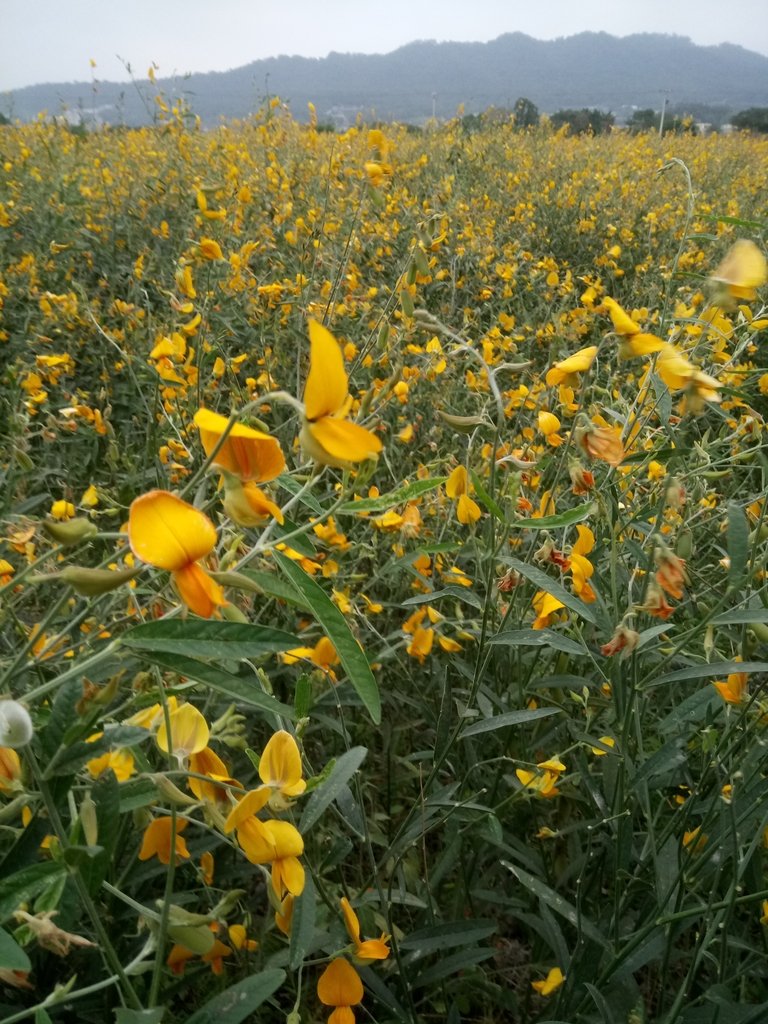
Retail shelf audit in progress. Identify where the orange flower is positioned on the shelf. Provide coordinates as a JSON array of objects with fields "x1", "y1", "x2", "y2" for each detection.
[
  {"x1": 577, "y1": 423, "x2": 625, "y2": 467},
  {"x1": 637, "y1": 581, "x2": 674, "y2": 620},
  {"x1": 340, "y1": 897, "x2": 390, "y2": 963},
  {"x1": 317, "y1": 957, "x2": 364, "y2": 1024},
  {"x1": 138, "y1": 816, "x2": 190, "y2": 865},
  {"x1": 128, "y1": 490, "x2": 226, "y2": 618},
  {"x1": 194, "y1": 407, "x2": 285, "y2": 482},
  {"x1": 600, "y1": 624, "x2": 640, "y2": 658}
]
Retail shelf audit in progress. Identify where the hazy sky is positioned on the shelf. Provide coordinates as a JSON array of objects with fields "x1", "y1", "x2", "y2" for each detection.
[{"x1": 3, "y1": 0, "x2": 768, "y2": 92}]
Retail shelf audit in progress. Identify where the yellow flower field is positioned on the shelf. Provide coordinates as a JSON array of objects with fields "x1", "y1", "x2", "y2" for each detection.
[{"x1": 1, "y1": 100, "x2": 768, "y2": 1021}]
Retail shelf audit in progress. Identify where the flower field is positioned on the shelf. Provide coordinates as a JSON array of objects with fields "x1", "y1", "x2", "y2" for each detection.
[{"x1": 1, "y1": 100, "x2": 768, "y2": 1023}]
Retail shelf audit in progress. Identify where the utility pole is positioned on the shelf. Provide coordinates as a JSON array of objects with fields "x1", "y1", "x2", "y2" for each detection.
[{"x1": 659, "y1": 91, "x2": 669, "y2": 138}]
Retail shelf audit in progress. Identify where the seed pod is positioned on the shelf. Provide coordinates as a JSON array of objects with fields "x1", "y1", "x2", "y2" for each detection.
[
  {"x1": 42, "y1": 518, "x2": 98, "y2": 546},
  {"x1": 79, "y1": 794, "x2": 98, "y2": 847},
  {"x1": 57, "y1": 565, "x2": 142, "y2": 596},
  {"x1": 438, "y1": 410, "x2": 490, "y2": 433}
]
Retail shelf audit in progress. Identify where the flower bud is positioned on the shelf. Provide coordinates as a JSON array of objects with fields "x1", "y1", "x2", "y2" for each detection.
[{"x1": 0, "y1": 701, "x2": 33, "y2": 748}]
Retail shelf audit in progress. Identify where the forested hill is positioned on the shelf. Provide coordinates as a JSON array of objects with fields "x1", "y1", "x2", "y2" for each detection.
[{"x1": 5, "y1": 31, "x2": 768, "y2": 126}]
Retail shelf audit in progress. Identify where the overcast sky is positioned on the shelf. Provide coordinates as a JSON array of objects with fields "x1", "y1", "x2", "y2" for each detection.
[{"x1": 3, "y1": 0, "x2": 767, "y2": 92}]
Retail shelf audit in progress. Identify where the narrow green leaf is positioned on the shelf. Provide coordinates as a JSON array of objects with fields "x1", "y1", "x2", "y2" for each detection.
[
  {"x1": 337, "y1": 477, "x2": 447, "y2": 515},
  {"x1": 713, "y1": 609, "x2": 768, "y2": 625},
  {"x1": 275, "y1": 553, "x2": 380, "y2": 723},
  {"x1": 488, "y1": 628, "x2": 586, "y2": 656},
  {"x1": 115, "y1": 1011, "x2": 165, "y2": 1024},
  {"x1": 132, "y1": 651, "x2": 294, "y2": 718},
  {"x1": 502, "y1": 862, "x2": 609, "y2": 948},
  {"x1": 413, "y1": 946, "x2": 495, "y2": 988},
  {"x1": 299, "y1": 747, "x2": 367, "y2": 833},
  {"x1": 462, "y1": 707, "x2": 561, "y2": 738},
  {"x1": 275, "y1": 474, "x2": 324, "y2": 514},
  {"x1": 270, "y1": 518, "x2": 318, "y2": 557},
  {"x1": 470, "y1": 471, "x2": 505, "y2": 521},
  {"x1": 402, "y1": 586, "x2": 483, "y2": 611},
  {"x1": 508, "y1": 503, "x2": 596, "y2": 531},
  {"x1": 289, "y1": 872, "x2": 316, "y2": 970},
  {"x1": 0, "y1": 926, "x2": 31, "y2": 971},
  {"x1": 123, "y1": 621, "x2": 299, "y2": 660},
  {"x1": 239, "y1": 570, "x2": 311, "y2": 610},
  {"x1": 400, "y1": 919, "x2": 495, "y2": 960},
  {"x1": 498, "y1": 556, "x2": 599, "y2": 625},
  {"x1": 184, "y1": 969, "x2": 285, "y2": 1024},
  {"x1": 727, "y1": 501, "x2": 749, "y2": 590},
  {"x1": 645, "y1": 660, "x2": 768, "y2": 689}
]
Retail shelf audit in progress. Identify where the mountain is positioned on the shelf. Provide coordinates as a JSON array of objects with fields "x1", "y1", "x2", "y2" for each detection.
[{"x1": 3, "y1": 32, "x2": 767, "y2": 127}]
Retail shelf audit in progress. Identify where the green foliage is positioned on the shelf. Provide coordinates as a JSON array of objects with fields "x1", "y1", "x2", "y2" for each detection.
[{"x1": 732, "y1": 107, "x2": 768, "y2": 133}]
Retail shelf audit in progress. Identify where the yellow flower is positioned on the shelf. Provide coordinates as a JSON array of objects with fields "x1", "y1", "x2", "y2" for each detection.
[
  {"x1": 569, "y1": 525, "x2": 596, "y2": 603},
  {"x1": 50, "y1": 500, "x2": 75, "y2": 521},
  {"x1": 532, "y1": 591, "x2": 565, "y2": 630},
  {"x1": 710, "y1": 239, "x2": 767, "y2": 304},
  {"x1": 601, "y1": 296, "x2": 641, "y2": 336},
  {"x1": 194, "y1": 408, "x2": 285, "y2": 482},
  {"x1": 340, "y1": 897, "x2": 390, "y2": 963},
  {"x1": 0, "y1": 747, "x2": 22, "y2": 793},
  {"x1": 545, "y1": 346, "x2": 598, "y2": 386},
  {"x1": 406, "y1": 626, "x2": 434, "y2": 662},
  {"x1": 300, "y1": 320, "x2": 382, "y2": 468},
  {"x1": 590, "y1": 736, "x2": 616, "y2": 756},
  {"x1": 128, "y1": 490, "x2": 226, "y2": 618},
  {"x1": 317, "y1": 957, "x2": 364, "y2": 1024},
  {"x1": 259, "y1": 730, "x2": 306, "y2": 802},
  {"x1": 138, "y1": 816, "x2": 190, "y2": 864},
  {"x1": 713, "y1": 661, "x2": 748, "y2": 705},
  {"x1": 282, "y1": 636, "x2": 339, "y2": 672},
  {"x1": 156, "y1": 703, "x2": 210, "y2": 760},
  {"x1": 198, "y1": 238, "x2": 223, "y2": 261},
  {"x1": 532, "y1": 966, "x2": 565, "y2": 996},
  {"x1": 445, "y1": 465, "x2": 482, "y2": 524},
  {"x1": 222, "y1": 478, "x2": 284, "y2": 526}
]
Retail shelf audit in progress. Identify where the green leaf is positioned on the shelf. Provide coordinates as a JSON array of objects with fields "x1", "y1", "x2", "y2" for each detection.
[
  {"x1": 462, "y1": 707, "x2": 561, "y2": 737},
  {"x1": 43, "y1": 726, "x2": 149, "y2": 778},
  {"x1": 115, "y1": 1011, "x2": 165, "y2": 1024},
  {"x1": 727, "y1": 501, "x2": 749, "y2": 590},
  {"x1": 645, "y1": 661, "x2": 768, "y2": 689},
  {"x1": 337, "y1": 477, "x2": 447, "y2": 514},
  {"x1": 488, "y1": 628, "x2": 587, "y2": 656},
  {"x1": 508, "y1": 502, "x2": 596, "y2": 531},
  {"x1": 132, "y1": 651, "x2": 294, "y2": 718},
  {"x1": 123, "y1": 620, "x2": 300, "y2": 660},
  {"x1": 402, "y1": 586, "x2": 483, "y2": 611},
  {"x1": 413, "y1": 946, "x2": 496, "y2": 988},
  {"x1": 498, "y1": 556, "x2": 599, "y2": 625},
  {"x1": 239, "y1": 570, "x2": 311, "y2": 610},
  {"x1": 470, "y1": 471, "x2": 505, "y2": 521},
  {"x1": 289, "y1": 872, "x2": 316, "y2": 970},
  {"x1": 270, "y1": 518, "x2": 318, "y2": 557},
  {"x1": 184, "y1": 969, "x2": 285, "y2": 1024},
  {"x1": 633, "y1": 739, "x2": 687, "y2": 787},
  {"x1": 502, "y1": 862, "x2": 609, "y2": 948},
  {"x1": 274, "y1": 474, "x2": 324, "y2": 515},
  {"x1": 0, "y1": 862, "x2": 66, "y2": 921},
  {"x1": 400, "y1": 919, "x2": 496, "y2": 960},
  {"x1": 712, "y1": 609, "x2": 768, "y2": 625},
  {"x1": 299, "y1": 747, "x2": 368, "y2": 832},
  {"x1": 275, "y1": 553, "x2": 380, "y2": 724},
  {"x1": 0, "y1": 926, "x2": 31, "y2": 971}
]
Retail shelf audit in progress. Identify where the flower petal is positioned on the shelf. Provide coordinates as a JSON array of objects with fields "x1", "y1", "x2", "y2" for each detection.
[
  {"x1": 194, "y1": 408, "x2": 285, "y2": 482},
  {"x1": 305, "y1": 320, "x2": 350, "y2": 421},
  {"x1": 173, "y1": 563, "x2": 227, "y2": 618},
  {"x1": 129, "y1": 491, "x2": 216, "y2": 571},
  {"x1": 304, "y1": 418, "x2": 382, "y2": 466}
]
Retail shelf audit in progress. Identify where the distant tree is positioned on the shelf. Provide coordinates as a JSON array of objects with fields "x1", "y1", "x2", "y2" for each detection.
[
  {"x1": 549, "y1": 108, "x2": 614, "y2": 134},
  {"x1": 732, "y1": 107, "x2": 768, "y2": 133},
  {"x1": 627, "y1": 108, "x2": 658, "y2": 133},
  {"x1": 627, "y1": 108, "x2": 697, "y2": 135},
  {"x1": 513, "y1": 96, "x2": 539, "y2": 129},
  {"x1": 0, "y1": 112, "x2": 9, "y2": 126}
]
